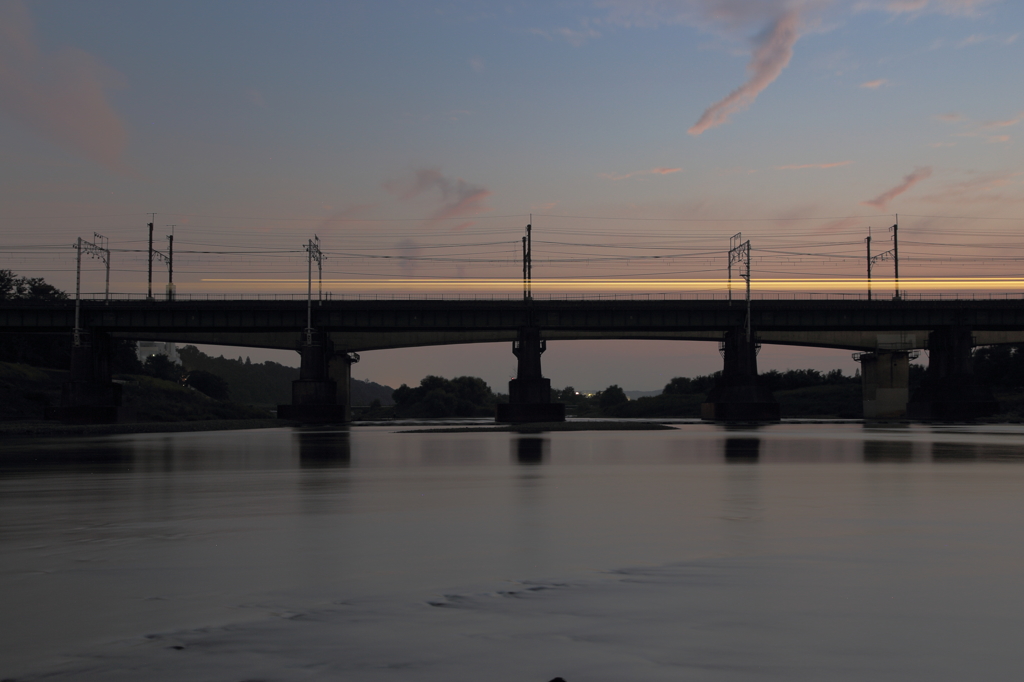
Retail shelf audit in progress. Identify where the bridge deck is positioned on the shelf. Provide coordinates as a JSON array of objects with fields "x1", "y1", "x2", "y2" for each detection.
[{"x1": 3, "y1": 299, "x2": 1024, "y2": 352}]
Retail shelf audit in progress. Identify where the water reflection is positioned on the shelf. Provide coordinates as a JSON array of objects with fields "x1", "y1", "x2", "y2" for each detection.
[
  {"x1": 863, "y1": 439, "x2": 914, "y2": 462},
  {"x1": 930, "y1": 441, "x2": 979, "y2": 462},
  {"x1": 0, "y1": 438, "x2": 136, "y2": 477},
  {"x1": 296, "y1": 429, "x2": 351, "y2": 468},
  {"x1": 724, "y1": 438, "x2": 760, "y2": 463},
  {"x1": 514, "y1": 437, "x2": 547, "y2": 465}
]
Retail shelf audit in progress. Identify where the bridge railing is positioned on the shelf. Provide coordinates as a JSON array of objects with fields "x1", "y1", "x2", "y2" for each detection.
[{"x1": 66, "y1": 291, "x2": 1024, "y2": 302}]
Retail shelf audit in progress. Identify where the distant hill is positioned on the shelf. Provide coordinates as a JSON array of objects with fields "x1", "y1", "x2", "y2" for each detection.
[
  {"x1": 177, "y1": 346, "x2": 394, "y2": 407},
  {"x1": 351, "y1": 379, "x2": 395, "y2": 406}
]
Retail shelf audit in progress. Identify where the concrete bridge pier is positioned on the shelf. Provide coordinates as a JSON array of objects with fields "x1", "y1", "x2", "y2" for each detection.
[
  {"x1": 50, "y1": 331, "x2": 131, "y2": 423},
  {"x1": 496, "y1": 327, "x2": 565, "y2": 423},
  {"x1": 857, "y1": 350, "x2": 912, "y2": 418},
  {"x1": 701, "y1": 327, "x2": 780, "y2": 422},
  {"x1": 327, "y1": 351, "x2": 360, "y2": 423},
  {"x1": 907, "y1": 327, "x2": 998, "y2": 420},
  {"x1": 278, "y1": 331, "x2": 347, "y2": 423}
]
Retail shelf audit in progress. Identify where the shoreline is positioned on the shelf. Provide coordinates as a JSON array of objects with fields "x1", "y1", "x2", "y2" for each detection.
[
  {"x1": 3, "y1": 415, "x2": 1020, "y2": 439},
  {"x1": 0, "y1": 418, "x2": 294, "y2": 438}
]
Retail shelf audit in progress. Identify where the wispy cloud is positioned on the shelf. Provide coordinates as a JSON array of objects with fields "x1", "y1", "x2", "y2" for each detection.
[
  {"x1": 689, "y1": 9, "x2": 802, "y2": 135},
  {"x1": 599, "y1": 166, "x2": 683, "y2": 180},
  {"x1": 0, "y1": 0, "x2": 129, "y2": 173},
  {"x1": 981, "y1": 112, "x2": 1023, "y2": 129},
  {"x1": 854, "y1": 0, "x2": 1001, "y2": 17},
  {"x1": 863, "y1": 167, "x2": 933, "y2": 208},
  {"x1": 859, "y1": 78, "x2": 889, "y2": 88},
  {"x1": 921, "y1": 170, "x2": 1023, "y2": 204},
  {"x1": 928, "y1": 141, "x2": 957, "y2": 147},
  {"x1": 934, "y1": 112, "x2": 965, "y2": 122},
  {"x1": 775, "y1": 161, "x2": 853, "y2": 170},
  {"x1": 388, "y1": 168, "x2": 492, "y2": 229},
  {"x1": 957, "y1": 32, "x2": 1018, "y2": 47},
  {"x1": 469, "y1": 56, "x2": 484, "y2": 73},
  {"x1": 530, "y1": 19, "x2": 602, "y2": 47}
]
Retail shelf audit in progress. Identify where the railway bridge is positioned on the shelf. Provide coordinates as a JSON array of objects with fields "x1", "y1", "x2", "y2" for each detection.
[{"x1": 2, "y1": 297, "x2": 1022, "y2": 422}]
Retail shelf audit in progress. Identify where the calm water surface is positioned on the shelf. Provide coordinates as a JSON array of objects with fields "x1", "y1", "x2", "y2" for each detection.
[{"x1": 3, "y1": 422, "x2": 1024, "y2": 680}]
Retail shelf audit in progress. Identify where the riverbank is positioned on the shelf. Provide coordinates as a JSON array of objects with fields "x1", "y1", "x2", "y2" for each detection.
[
  {"x1": 401, "y1": 421, "x2": 678, "y2": 433},
  {"x1": 0, "y1": 418, "x2": 292, "y2": 438}
]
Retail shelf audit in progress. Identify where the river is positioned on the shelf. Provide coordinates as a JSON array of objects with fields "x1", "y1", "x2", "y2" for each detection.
[{"x1": 2, "y1": 422, "x2": 1024, "y2": 680}]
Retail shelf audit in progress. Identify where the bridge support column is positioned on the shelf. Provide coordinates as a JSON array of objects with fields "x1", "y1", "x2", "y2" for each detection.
[
  {"x1": 496, "y1": 327, "x2": 565, "y2": 423},
  {"x1": 857, "y1": 350, "x2": 911, "y2": 419},
  {"x1": 701, "y1": 328, "x2": 780, "y2": 422},
  {"x1": 907, "y1": 327, "x2": 998, "y2": 420},
  {"x1": 327, "y1": 352, "x2": 359, "y2": 423},
  {"x1": 278, "y1": 331, "x2": 347, "y2": 423},
  {"x1": 50, "y1": 331, "x2": 131, "y2": 423}
]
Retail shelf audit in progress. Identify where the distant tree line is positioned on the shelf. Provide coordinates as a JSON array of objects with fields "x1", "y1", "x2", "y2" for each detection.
[
  {"x1": 392, "y1": 375, "x2": 502, "y2": 418},
  {"x1": 387, "y1": 368, "x2": 864, "y2": 419}
]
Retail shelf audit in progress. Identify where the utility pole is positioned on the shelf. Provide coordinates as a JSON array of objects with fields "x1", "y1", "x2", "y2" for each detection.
[
  {"x1": 151, "y1": 232, "x2": 171, "y2": 298},
  {"x1": 74, "y1": 237, "x2": 82, "y2": 347},
  {"x1": 866, "y1": 227, "x2": 872, "y2": 301},
  {"x1": 72, "y1": 234, "x2": 111, "y2": 344},
  {"x1": 92, "y1": 232, "x2": 110, "y2": 302},
  {"x1": 867, "y1": 224, "x2": 896, "y2": 301},
  {"x1": 166, "y1": 227, "x2": 175, "y2": 300},
  {"x1": 147, "y1": 214, "x2": 156, "y2": 300},
  {"x1": 728, "y1": 233, "x2": 751, "y2": 341},
  {"x1": 305, "y1": 236, "x2": 323, "y2": 345},
  {"x1": 522, "y1": 219, "x2": 532, "y2": 301},
  {"x1": 890, "y1": 215, "x2": 899, "y2": 300}
]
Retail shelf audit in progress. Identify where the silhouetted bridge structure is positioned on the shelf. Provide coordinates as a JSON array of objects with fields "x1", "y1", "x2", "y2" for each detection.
[{"x1": 3, "y1": 297, "x2": 1022, "y2": 422}]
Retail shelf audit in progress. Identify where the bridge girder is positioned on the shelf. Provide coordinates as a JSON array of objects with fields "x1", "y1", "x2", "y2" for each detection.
[{"x1": 4, "y1": 299, "x2": 1024, "y2": 353}]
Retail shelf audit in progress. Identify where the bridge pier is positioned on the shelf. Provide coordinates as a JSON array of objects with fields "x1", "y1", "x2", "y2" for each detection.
[
  {"x1": 495, "y1": 327, "x2": 565, "y2": 423},
  {"x1": 857, "y1": 350, "x2": 912, "y2": 419},
  {"x1": 701, "y1": 328, "x2": 780, "y2": 422},
  {"x1": 328, "y1": 351, "x2": 359, "y2": 422},
  {"x1": 907, "y1": 327, "x2": 998, "y2": 420},
  {"x1": 278, "y1": 331, "x2": 347, "y2": 423},
  {"x1": 49, "y1": 331, "x2": 132, "y2": 423}
]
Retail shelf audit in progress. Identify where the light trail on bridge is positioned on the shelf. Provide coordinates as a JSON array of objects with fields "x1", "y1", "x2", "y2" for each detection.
[{"x1": 200, "y1": 277, "x2": 1024, "y2": 294}]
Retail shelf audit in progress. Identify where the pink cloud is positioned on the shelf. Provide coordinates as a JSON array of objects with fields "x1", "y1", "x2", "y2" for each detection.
[
  {"x1": 860, "y1": 79, "x2": 889, "y2": 88},
  {"x1": 688, "y1": 9, "x2": 801, "y2": 135},
  {"x1": 921, "y1": 170, "x2": 1023, "y2": 204},
  {"x1": 389, "y1": 168, "x2": 492, "y2": 226},
  {"x1": 600, "y1": 166, "x2": 683, "y2": 180},
  {"x1": 0, "y1": 0, "x2": 128, "y2": 173},
  {"x1": 862, "y1": 167, "x2": 933, "y2": 208},
  {"x1": 934, "y1": 112, "x2": 965, "y2": 122},
  {"x1": 813, "y1": 216, "x2": 867, "y2": 233},
  {"x1": 775, "y1": 161, "x2": 853, "y2": 170},
  {"x1": 981, "y1": 112, "x2": 1023, "y2": 129},
  {"x1": 856, "y1": 0, "x2": 1000, "y2": 17}
]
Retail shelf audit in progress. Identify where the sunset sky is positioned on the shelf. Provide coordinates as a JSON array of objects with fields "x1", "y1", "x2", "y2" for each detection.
[{"x1": 2, "y1": 0, "x2": 1022, "y2": 390}]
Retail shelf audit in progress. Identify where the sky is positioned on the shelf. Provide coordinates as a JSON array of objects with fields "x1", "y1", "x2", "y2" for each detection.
[{"x1": 1, "y1": 0, "x2": 1022, "y2": 391}]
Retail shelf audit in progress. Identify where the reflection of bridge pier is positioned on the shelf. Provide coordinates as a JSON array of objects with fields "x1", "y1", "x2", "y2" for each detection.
[
  {"x1": 297, "y1": 429, "x2": 351, "y2": 467},
  {"x1": 50, "y1": 330, "x2": 132, "y2": 423},
  {"x1": 908, "y1": 327, "x2": 998, "y2": 420},
  {"x1": 701, "y1": 327, "x2": 780, "y2": 422},
  {"x1": 724, "y1": 437, "x2": 761, "y2": 462},
  {"x1": 513, "y1": 436, "x2": 547, "y2": 464}
]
